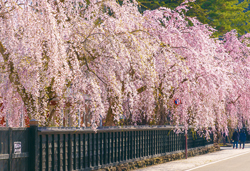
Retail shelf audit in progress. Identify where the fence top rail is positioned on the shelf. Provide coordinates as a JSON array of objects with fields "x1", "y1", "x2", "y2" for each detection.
[
  {"x1": 0, "y1": 127, "x2": 29, "y2": 131},
  {"x1": 37, "y1": 125, "x2": 188, "y2": 134}
]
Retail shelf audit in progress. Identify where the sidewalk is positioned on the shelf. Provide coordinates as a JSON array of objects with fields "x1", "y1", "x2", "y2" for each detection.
[{"x1": 136, "y1": 144, "x2": 250, "y2": 171}]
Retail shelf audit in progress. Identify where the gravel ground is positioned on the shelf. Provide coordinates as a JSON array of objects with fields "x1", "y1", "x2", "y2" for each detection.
[{"x1": 136, "y1": 144, "x2": 250, "y2": 171}]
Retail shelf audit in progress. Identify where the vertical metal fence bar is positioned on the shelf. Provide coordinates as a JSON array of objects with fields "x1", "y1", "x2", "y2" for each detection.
[
  {"x1": 39, "y1": 135, "x2": 42, "y2": 171},
  {"x1": 73, "y1": 134, "x2": 76, "y2": 170},
  {"x1": 127, "y1": 131, "x2": 129, "y2": 160},
  {"x1": 154, "y1": 130, "x2": 157, "y2": 155},
  {"x1": 140, "y1": 131, "x2": 142, "y2": 158},
  {"x1": 178, "y1": 132, "x2": 181, "y2": 151},
  {"x1": 68, "y1": 134, "x2": 72, "y2": 171},
  {"x1": 138, "y1": 131, "x2": 140, "y2": 158},
  {"x1": 181, "y1": 133, "x2": 185, "y2": 150},
  {"x1": 158, "y1": 130, "x2": 160, "y2": 154},
  {"x1": 150, "y1": 130, "x2": 152, "y2": 156},
  {"x1": 55, "y1": 134, "x2": 59, "y2": 171},
  {"x1": 167, "y1": 130, "x2": 170, "y2": 152},
  {"x1": 170, "y1": 130, "x2": 172, "y2": 152},
  {"x1": 116, "y1": 131, "x2": 118, "y2": 162},
  {"x1": 88, "y1": 133, "x2": 91, "y2": 168},
  {"x1": 162, "y1": 130, "x2": 164, "y2": 153},
  {"x1": 57, "y1": 135, "x2": 60, "y2": 171},
  {"x1": 96, "y1": 133, "x2": 99, "y2": 167},
  {"x1": 169, "y1": 131, "x2": 171, "y2": 152},
  {"x1": 148, "y1": 130, "x2": 150, "y2": 156},
  {"x1": 194, "y1": 133, "x2": 196, "y2": 148},
  {"x1": 172, "y1": 131, "x2": 174, "y2": 152},
  {"x1": 164, "y1": 130, "x2": 166, "y2": 153},
  {"x1": 118, "y1": 132, "x2": 121, "y2": 162},
  {"x1": 159, "y1": 130, "x2": 161, "y2": 154},
  {"x1": 78, "y1": 134, "x2": 81, "y2": 169},
  {"x1": 166, "y1": 130, "x2": 169, "y2": 152},
  {"x1": 124, "y1": 132, "x2": 127, "y2": 161},
  {"x1": 121, "y1": 132, "x2": 123, "y2": 162},
  {"x1": 178, "y1": 133, "x2": 180, "y2": 150},
  {"x1": 156, "y1": 130, "x2": 160, "y2": 154},
  {"x1": 136, "y1": 131, "x2": 138, "y2": 158},
  {"x1": 108, "y1": 132, "x2": 110, "y2": 164},
  {"x1": 111, "y1": 132, "x2": 114, "y2": 163},
  {"x1": 134, "y1": 131, "x2": 136, "y2": 158},
  {"x1": 155, "y1": 130, "x2": 156, "y2": 155},
  {"x1": 148, "y1": 130, "x2": 153, "y2": 155},
  {"x1": 115, "y1": 132, "x2": 117, "y2": 163},
  {"x1": 131, "y1": 131, "x2": 134, "y2": 158},
  {"x1": 63, "y1": 134, "x2": 66, "y2": 171},
  {"x1": 177, "y1": 132, "x2": 178, "y2": 151},
  {"x1": 42, "y1": 135, "x2": 46, "y2": 171},
  {"x1": 92, "y1": 133, "x2": 95, "y2": 167},
  {"x1": 137, "y1": 131, "x2": 139, "y2": 158},
  {"x1": 154, "y1": 130, "x2": 156, "y2": 155},
  {"x1": 173, "y1": 131, "x2": 175, "y2": 151},
  {"x1": 164, "y1": 130, "x2": 165, "y2": 153},
  {"x1": 143, "y1": 131, "x2": 145, "y2": 157},
  {"x1": 52, "y1": 134, "x2": 55, "y2": 171},
  {"x1": 165, "y1": 130, "x2": 168, "y2": 152},
  {"x1": 164, "y1": 130, "x2": 169, "y2": 153},
  {"x1": 131, "y1": 131, "x2": 133, "y2": 159},
  {"x1": 128, "y1": 131, "x2": 130, "y2": 160},
  {"x1": 157, "y1": 130, "x2": 159, "y2": 154},
  {"x1": 46, "y1": 135, "x2": 49, "y2": 171},
  {"x1": 142, "y1": 131, "x2": 144, "y2": 157},
  {"x1": 142, "y1": 131, "x2": 144, "y2": 158},
  {"x1": 100, "y1": 133, "x2": 103, "y2": 166},
  {"x1": 146, "y1": 130, "x2": 150, "y2": 156},
  {"x1": 146, "y1": 130, "x2": 148, "y2": 157},
  {"x1": 103, "y1": 132, "x2": 107, "y2": 165},
  {"x1": 174, "y1": 132, "x2": 176, "y2": 151},
  {"x1": 120, "y1": 131, "x2": 123, "y2": 162},
  {"x1": 83, "y1": 134, "x2": 86, "y2": 169},
  {"x1": 160, "y1": 130, "x2": 162, "y2": 154}
]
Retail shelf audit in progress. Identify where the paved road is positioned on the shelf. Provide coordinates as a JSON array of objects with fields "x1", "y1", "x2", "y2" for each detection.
[
  {"x1": 136, "y1": 144, "x2": 250, "y2": 171},
  {"x1": 189, "y1": 151, "x2": 250, "y2": 171}
]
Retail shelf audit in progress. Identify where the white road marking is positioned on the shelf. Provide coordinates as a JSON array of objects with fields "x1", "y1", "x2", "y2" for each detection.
[{"x1": 185, "y1": 150, "x2": 250, "y2": 171}]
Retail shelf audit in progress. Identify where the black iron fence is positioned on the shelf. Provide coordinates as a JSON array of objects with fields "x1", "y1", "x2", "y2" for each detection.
[
  {"x1": 0, "y1": 128, "x2": 29, "y2": 171},
  {"x1": 0, "y1": 123, "x2": 213, "y2": 171}
]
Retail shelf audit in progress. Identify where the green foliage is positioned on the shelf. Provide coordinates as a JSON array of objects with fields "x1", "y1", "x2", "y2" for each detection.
[{"x1": 137, "y1": 0, "x2": 250, "y2": 37}]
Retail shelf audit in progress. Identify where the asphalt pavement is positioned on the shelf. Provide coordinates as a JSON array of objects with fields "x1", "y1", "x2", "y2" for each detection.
[
  {"x1": 136, "y1": 144, "x2": 250, "y2": 171},
  {"x1": 190, "y1": 151, "x2": 250, "y2": 171}
]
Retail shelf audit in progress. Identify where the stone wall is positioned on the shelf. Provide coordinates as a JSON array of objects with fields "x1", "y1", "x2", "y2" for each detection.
[{"x1": 96, "y1": 143, "x2": 220, "y2": 171}]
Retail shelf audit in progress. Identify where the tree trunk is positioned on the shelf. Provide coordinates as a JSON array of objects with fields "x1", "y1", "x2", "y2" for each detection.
[{"x1": 105, "y1": 105, "x2": 115, "y2": 126}]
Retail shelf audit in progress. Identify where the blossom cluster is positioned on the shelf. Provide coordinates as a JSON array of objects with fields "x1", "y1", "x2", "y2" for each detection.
[{"x1": 0, "y1": 0, "x2": 249, "y2": 136}]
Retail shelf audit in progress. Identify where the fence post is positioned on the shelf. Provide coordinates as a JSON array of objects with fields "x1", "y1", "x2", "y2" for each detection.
[{"x1": 29, "y1": 119, "x2": 39, "y2": 171}]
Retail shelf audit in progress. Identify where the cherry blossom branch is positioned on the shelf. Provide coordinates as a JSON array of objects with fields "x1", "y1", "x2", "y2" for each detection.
[
  {"x1": 228, "y1": 95, "x2": 241, "y2": 105},
  {"x1": 75, "y1": 48, "x2": 107, "y2": 86},
  {"x1": 0, "y1": 41, "x2": 35, "y2": 119}
]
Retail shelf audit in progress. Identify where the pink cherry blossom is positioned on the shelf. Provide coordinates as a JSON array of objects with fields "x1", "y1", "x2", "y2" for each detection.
[{"x1": 0, "y1": 0, "x2": 249, "y2": 137}]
